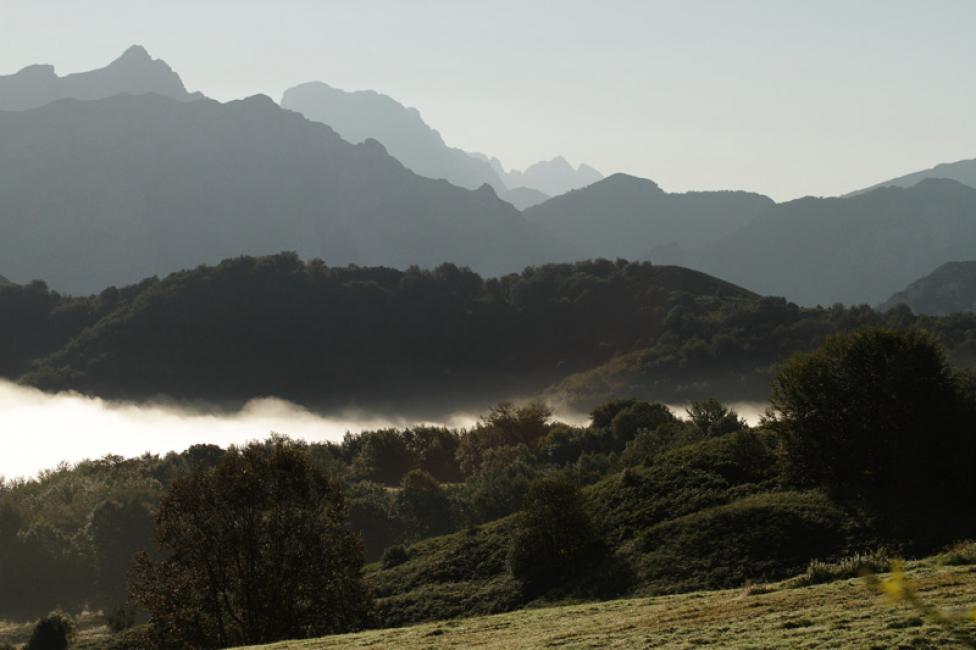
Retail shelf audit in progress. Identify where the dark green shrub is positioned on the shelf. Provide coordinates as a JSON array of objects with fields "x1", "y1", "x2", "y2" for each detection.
[
  {"x1": 590, "y1": 398, "x2": 639, "y2": 428},
  {"x1": 381, "y1": 544, "x2": 409, "y2": 569},
  {"x1": 610, "y1": 402, "x2": 675, "y2": 445},
  {"x1": 506, "y1": 475, "x2": 601, "y2": 591},
  {"x1": 685, "y1": 398, "x2": 746, "y2": 437},
  {"x1": 26, "y1": 610, "x2": 74, "y2": 650},
  {"x1": 394, "y1": 470, "x2": 456, "y2": 541},
  {"x1": 462, "y1": 445, "x2": 541, "y2": 523}
]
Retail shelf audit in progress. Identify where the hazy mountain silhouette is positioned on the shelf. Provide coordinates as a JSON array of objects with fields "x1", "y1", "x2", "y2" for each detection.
[
  {"x1": 0, "y1": 275, "x2": 12, "y2": 287},
  {"x1": 505, "y1": 157, "x2": 604, "y2": 197},
  {"x1": 522, "y1": 173, "x2": 774, "y2": 261},
  {"x1": 499, "y1": 186, "x2": 550, "y2": 210},
  {"x1": 693, "y1": 179, "x2": 976, "y2": 306},
  {"x1": 879, "y1": 261, "x2": 976, "y2": 315},
  {"x1": 850, "y1": 158, "x2": 976, "y2": 195},
  {"x1": 0, "y1": 45, "x2": 200, "y2": 111},
  {"x1": 281, "y1": 82, "x2": 506, "y2": 191},
  {"x1": 0, "y1": 94, "x2": 562, "y2": 294},
  {"x1": 473, "y1": 154, "x2": 604, "y2": 197}
]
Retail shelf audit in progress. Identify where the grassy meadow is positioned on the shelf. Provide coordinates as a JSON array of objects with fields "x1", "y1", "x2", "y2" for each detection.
[{"x1": 236, "y1": 556, "x2": 976, "y2": 649}]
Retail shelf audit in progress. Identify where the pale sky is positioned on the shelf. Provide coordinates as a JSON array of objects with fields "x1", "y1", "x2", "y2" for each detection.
[{"x1": 2, "y1": 0, "x2": 974, "y2": 201}]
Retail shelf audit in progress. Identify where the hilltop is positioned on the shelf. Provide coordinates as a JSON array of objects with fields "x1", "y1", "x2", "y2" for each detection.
[{"x1": 881, "y1": 261, "x2": 976, "y2": 315}]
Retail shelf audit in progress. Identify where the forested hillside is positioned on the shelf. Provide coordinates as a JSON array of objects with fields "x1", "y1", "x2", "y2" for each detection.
[
  {"x1": 5, "y1": 254, "x2": 976, "y2": 413},
  {"x1": 3, "y1": 255, "x2": 754, "y2": 412}
]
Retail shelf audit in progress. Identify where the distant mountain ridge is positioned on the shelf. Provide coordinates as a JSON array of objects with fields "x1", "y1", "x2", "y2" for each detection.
[
  {"x1": 0, "y1": 45, "x2": 200, "y2": 111},
  {"x1": 880, "y1": 261, "x2": 976, "y2": 315},
  {"x1": 690, "y1": 178, "x2": 976, "y2": 306},
  {"x1": 281, "y1": 81, "x2": 506, "y2": 191},
  {"x1": 499, "y1": 186, "x2": 551, "y2": 210},
  {"x1": 0, "y1": 92, "x2": 562, "y2": 294},
  {"x1": 523, "y1": 173, "x2": 775, "y2": 261},
  {"x1": 482, "y1": 155, "x2": 604, "y2": 197},
  {"x1": 849, "y1": 158, "x2": 976, "y2": 195},
  {"x1": 283, "y1": 81, "x2": 602, "y2": 197}
]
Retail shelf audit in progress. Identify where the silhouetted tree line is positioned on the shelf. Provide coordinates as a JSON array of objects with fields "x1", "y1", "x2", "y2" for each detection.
[{"x1": 3, "y1": 254, "x2": 975, "y2": 412}]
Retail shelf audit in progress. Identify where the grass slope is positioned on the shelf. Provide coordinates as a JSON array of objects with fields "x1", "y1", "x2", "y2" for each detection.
[
  {"x1": 363, "y1": 432, "x2": 857, "y2": 629},
  {"x1": 239, "y1": 560, "x2": 976, "y2": 649}
]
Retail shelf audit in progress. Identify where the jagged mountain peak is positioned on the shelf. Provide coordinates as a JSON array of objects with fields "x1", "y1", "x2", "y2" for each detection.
[{"x1": 0, "y1": 45, "x2": 199, "y2": 111}]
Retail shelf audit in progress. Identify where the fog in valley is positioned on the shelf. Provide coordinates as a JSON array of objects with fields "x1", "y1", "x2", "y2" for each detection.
[
  {"x1": 0, "y1": 380, "x2": 476, "y2": 480},
  {"x1": 0, "y1": 379, "x2": 767, "y2": 480}
]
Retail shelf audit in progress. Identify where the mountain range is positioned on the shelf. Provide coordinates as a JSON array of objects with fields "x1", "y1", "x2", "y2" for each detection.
[
  {"x1": 0, "y1": 45, "x2": 200, "y2": 111},
  {"x1": 478, "y1": 154, "x2": 604, "y2": 198},
  {"x1": 851, "y1": 158, "x2": 976, "y2": 195},
  {"x1": 879, "y1": 261, "x2": 976, "y2": 315},
  {"x1": 2, "y1": 45, "x2": 976, "y2": 309},
  {"x1": 282, "y1": 81, "x2": 602, "y2": 202},
  {"x1": 0, "y1": 92, "x2": 559, "y2": 294},
  {"x1": 523, "y1": 174, "x2": 775, "y2": 261},
  {"x1": 281, "y1": 81, "x2": 507, "y2": 192},
  {"x1": 687, "y1": 178, "x2": 976, "y2": 306}
]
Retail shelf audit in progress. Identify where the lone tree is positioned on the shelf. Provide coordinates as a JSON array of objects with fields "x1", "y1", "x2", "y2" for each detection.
[
  {"x1": 132, "y1": 436, "x2": 372, "y2": 649},
  {"x1": 507, "y1": 474, "x2": 600, "y2": 592},
  {"x1": 770, "y1": 328, "x2": 976, "y2": 503}
]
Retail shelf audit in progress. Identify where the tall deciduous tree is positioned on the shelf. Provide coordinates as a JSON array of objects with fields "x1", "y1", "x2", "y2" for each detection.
[
  {"x1": 132, "y1": 436, "x2": 371, "y2": 649},
  {"x1": 770, "y1": 328, "x2": 976, "y2": 502}
]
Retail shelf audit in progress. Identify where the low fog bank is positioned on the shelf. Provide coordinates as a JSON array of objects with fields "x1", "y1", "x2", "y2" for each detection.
[
  {"x1": 0, "y1": 380, "x2": 766, "y2": 480},
  {"x1": 0, "y1": 381, "x2": 484, "y2": 480}
]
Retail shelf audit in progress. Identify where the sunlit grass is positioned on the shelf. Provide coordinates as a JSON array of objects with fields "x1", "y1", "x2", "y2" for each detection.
[{"x1": 237, "y1": 558, "x2": 976, "y2": 649}]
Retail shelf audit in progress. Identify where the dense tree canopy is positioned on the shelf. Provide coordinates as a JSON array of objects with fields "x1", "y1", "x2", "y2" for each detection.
[
  {"x1": 131, "y1": 437, "x2": 371, "y2": 649},
  {"x1": 770, "y1": 328, "x2": 976, "y2": 504},
  {"x1": 4, "y1": 255, "x2": 976, "y2": 414}
]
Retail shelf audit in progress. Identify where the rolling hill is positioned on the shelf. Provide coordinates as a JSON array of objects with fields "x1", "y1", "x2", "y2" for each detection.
[{"x1": 10, "y1": 255, "x2": 757, "y2": 412}]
